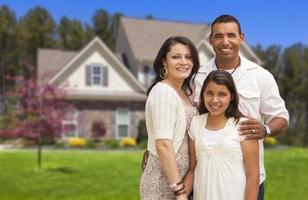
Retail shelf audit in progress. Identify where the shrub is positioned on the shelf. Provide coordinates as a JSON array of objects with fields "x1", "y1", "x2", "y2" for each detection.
[
  {"x1": 120, "y1": 137, "x2": 137, "y2": 147},
  {"x1": 22, "y1": 138, "x2": 36, "y2": 148},
  {"x1": 85, "y1": 139, "x2": 96, "y2": 149},
  {"x1": 264, "y1": 136, "x2": 278, "y2": 148},
  {"x1": 139, "y1": 140, "x2": 147, "y2": 149},
  {"x1": 91, "y1": 120, "x2": 106, "y2": 141},
  {"x1": 136, "y1": 119, "x2": 147, "y2": 144},
  {"x1": 68, "y1": 137, "x2": 86, "y2": 148},
  {"x1": 54, "y1": 139, "x2": 65, "y2": 149},
  {"x1": 104, "y1": 138, "x2": 120, "y2": 149}
]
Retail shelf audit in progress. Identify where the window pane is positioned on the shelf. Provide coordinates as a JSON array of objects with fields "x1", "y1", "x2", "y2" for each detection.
[
  {"x1": 93, "y1": 66, "x2": 101, "y2": 74},
  {"x1": 92, "y1": 65, "x2": 102, "y2": 85},
  {"x1": 63, "y1": 123, "x2": 76, "y2": 137},
  {"x1": 117, "y1": 110, "x2": 129, "y2": 124},
  {"x1": 118, "y1": 125, "x2": 128, "y2": 137},
  {"x1": 93, "y1": 76, "x2": 101, "y2": 84}
]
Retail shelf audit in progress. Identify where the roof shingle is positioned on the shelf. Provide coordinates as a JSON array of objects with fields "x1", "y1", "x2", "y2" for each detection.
[{"x1": 120, "y1": 17, "x2": 210, "y2": 61}]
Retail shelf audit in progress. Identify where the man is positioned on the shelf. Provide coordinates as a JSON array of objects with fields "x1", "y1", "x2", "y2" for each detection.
[{"x1": 194, "y1": 14, "x2": 289, "y2": 200}]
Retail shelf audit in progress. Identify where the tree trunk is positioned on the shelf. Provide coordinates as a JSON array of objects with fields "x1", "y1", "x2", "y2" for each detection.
[
  {"x1": 37, "y1": 140, "x2": 42, "y2": 170},
  {"x1": 304, "y1": 103, "x2": 308, "y2": 147}
]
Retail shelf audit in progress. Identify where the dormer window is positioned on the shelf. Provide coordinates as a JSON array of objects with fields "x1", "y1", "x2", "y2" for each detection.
[
  {"x1": 92, "y1": 66, "x2": 102, "y2": 85},
  {"x1": 86, "y1": 64, "x2": 108, "y2": 86}
]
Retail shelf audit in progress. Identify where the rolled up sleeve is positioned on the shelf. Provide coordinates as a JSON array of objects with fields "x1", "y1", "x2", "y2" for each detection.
[
  {"x1": 260, "y1": 73, "x2": 289, "y2": 123},
  {"x1": 147, "y1": 91, "x2": 178, "y2": 140}
]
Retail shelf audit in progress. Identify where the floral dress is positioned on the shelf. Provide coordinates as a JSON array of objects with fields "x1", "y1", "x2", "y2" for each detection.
[{"x1": 140, "y1": 104, "x2": 196, "y2": 200}]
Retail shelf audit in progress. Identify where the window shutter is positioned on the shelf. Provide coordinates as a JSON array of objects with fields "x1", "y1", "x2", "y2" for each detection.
[
  {"x1": 85, "y1": 65, "x2": 91, "y2": 86},
  {"x1": 102, "y1": 66, "x2": 108, "y2": 86},
  {"x1": 112, "y1": 111, "x2": 116, "y2": 138},
  {"x1": 130, "y1": 111, "x2": 135, "y2": 137}
]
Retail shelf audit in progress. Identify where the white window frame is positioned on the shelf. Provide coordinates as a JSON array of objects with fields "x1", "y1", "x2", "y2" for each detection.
[
  {"x1": 61, "y1": 110, "x2": 79, "y2": 139},
  {"x1": 115, "y1": 109, "x2": 130, "y2": 138},
  {"x1": 91, "y1": 64, "x2": 102, "y2": 86}
]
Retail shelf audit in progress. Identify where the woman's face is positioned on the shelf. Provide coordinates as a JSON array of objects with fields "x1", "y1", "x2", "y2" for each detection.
[
  {"x1": 163, "y1": 43, "x2": 193, "y2": 82},
  {"x1": 203, "y1": 81, "x2": 232, "y2": 118}
]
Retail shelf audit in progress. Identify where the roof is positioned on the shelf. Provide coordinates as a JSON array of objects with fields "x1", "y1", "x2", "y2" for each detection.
[
  {"x1": 119, "y1": 17, "x2": 262, "y2": 65},
  {"x1": 37, "y1": 49, "x2": 77, "y2": 85},
  {"x1": 37, "y1": 37, "x2": 146, "y2": 100},
  {"x1": 120, "y1": 17, "x2": 210, "y2": 61}
]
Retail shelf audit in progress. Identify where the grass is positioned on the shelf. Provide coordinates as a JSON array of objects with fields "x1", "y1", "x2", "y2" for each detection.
[
  {"x1": 264, "y1": 147, "x2": 308, "y2": 199},
  {"x1": 0, "y1": 147, "x2": 308, "y2": 200},
  {"x1": 0, "y1": 149, "x2": 142, "y2": 200}
]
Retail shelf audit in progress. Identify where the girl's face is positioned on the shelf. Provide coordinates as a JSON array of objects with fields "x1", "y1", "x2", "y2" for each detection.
[
  {"x1": 163, "y1": 43, "x2": 193, "y2": 82},
  {"x1": 203, "y1": 81, "x2": 232, "y2": 118}
]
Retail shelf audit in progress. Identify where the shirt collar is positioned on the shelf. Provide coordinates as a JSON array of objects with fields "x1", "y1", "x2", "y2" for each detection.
[{"x1": 200, "y1": 56, "x2": 258, "y2": 72}]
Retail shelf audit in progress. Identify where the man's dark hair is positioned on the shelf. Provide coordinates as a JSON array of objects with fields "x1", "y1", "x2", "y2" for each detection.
[{"x1": 210, "y1": 14, "x2": 242, "y2": 36}]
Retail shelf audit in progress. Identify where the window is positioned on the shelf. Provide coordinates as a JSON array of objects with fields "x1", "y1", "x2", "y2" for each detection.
[
  {"x1": 116, "y1": 109, "x2": 130, "y2": 138},
  {"x1": 143, "y1": 65, "x2": 155, "y2": 87},
  {"x1": 62, "y1": 110, "x2": 78, "y2": 138},
  {"x1": 86, "y1": 64, "x2": 108, "y2": 86},
  {"x1": 92, "y1": 65, "x2": 102, "y2": 85},
  {"x1": 121, "y1": 54, "x2": 131, "y2": 69}
]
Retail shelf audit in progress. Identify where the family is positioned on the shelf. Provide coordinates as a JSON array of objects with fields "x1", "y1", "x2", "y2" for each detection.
[{"x1": 139, "y1": 14, "x2": 289, "y2": 200}]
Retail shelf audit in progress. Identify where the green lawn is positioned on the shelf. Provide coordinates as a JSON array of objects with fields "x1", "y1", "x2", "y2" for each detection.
[
  {"x1": 0, "y1": 147, "x2": 307, "y2": 200},
  {"x1": 264, "y1": 147, "x2": 308, "y2": 199}
]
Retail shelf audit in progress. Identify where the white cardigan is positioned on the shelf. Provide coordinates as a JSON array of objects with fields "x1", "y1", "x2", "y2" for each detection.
[{"x1": 145, "y1": 82, "x2": 188, "y2": 156}]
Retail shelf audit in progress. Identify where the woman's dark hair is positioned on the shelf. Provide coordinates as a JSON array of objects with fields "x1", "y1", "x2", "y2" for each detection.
[
  {"x1": 147, "y1": 36, "x2": 200, "y2": 96},
  {"x1": 198, "y1": 70, "x2": 243, "y2": 122}
]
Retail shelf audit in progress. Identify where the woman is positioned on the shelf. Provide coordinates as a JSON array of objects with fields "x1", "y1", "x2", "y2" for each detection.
[
  {"x1": 186, "y1": 70, "x2": 259, "y2": 200},
  {"x1": 140, "y1": 36, "x2": 199, "y2": 200}
]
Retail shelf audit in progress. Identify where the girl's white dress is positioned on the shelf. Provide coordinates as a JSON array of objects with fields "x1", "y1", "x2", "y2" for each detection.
[{"x1": 189, "y1": 114, "x2": 246, "y2": 200}]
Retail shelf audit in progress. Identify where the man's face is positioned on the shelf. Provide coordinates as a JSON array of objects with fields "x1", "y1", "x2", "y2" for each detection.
[{"x1": 209, "y1": 22, "x2": 244, "y2": 63}]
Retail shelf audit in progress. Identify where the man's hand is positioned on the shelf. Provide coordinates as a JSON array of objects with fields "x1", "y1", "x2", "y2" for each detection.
[{"x1": 238, "y1": 116, "x2": 266, "y2": 140}]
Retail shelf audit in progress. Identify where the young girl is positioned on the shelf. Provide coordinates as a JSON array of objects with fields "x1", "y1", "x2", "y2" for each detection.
[{"x1": 185, "y1": 70, "x2": 259, "y2": 200}]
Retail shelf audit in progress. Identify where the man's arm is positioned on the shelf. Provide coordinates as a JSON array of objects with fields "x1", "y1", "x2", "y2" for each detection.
[
  {"x1": 266, "y1": 116, "x2": 288, "y2": 136},
  {"x1": 238, "y1": 116, "x2": 288, "y2": 139}
]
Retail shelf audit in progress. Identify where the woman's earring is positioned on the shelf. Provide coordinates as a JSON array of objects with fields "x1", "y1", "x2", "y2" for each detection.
[{"x1": 160, "y1": 67, "x2": 168, "y2": 79}]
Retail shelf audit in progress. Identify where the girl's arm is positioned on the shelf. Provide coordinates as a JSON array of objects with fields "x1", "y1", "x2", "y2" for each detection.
[
  {"x1": 241, "y1": 139, "x2": 259, "y2": 200},
  {"x1": 183, "y1": 138, "x2": 197, "y2": 197}
]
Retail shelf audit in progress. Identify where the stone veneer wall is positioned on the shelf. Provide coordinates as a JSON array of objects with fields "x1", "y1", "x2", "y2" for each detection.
[{"x1": 68, "y1": 100, "x2": 145, "y2": 139}]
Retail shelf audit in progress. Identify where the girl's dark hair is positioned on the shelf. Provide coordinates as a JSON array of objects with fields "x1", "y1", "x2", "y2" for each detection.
[
  {"x1": 147, "y1": 36, "x2": 200, "y2": 96},
  {"x1": 198, "y1": 70, "x2": 243, "y2": 122}
]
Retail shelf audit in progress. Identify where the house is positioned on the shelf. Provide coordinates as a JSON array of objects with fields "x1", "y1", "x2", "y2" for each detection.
[
  {"x1": 37, "y1": 16, "x2": 262, "y2": 140},
  {"x1": 38, "y1": 38, "x2": 146, "y2": 139}
]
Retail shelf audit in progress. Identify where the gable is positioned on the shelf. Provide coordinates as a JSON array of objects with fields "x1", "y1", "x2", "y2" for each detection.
[
  {"x1": 65, "y1": 50, "x2": 134, "y2": 91},
  {"x1": 46, "y1": 37, "x2": 146, "y2": 101}
]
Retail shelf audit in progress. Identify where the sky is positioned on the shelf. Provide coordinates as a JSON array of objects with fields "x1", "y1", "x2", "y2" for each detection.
[{"x1": 1, "y1": 0, "x2": 307, "y2": 48}]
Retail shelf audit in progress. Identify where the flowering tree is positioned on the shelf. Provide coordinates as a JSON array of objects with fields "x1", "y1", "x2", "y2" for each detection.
[{"x1": 1, "y1": 61, "x2": 74, "y2": 169}]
